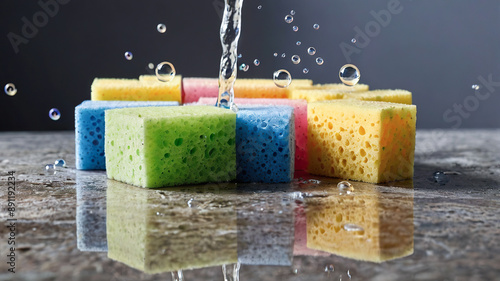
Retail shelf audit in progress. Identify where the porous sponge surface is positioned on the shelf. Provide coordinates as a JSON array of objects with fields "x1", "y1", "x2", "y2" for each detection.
[
  {"x1": 199, "y1": 97, "x2": 308, "y2": 170},
  {"x1": 235, "y1": 106, "x2": 295, "y2": 183},
  {"x1": 234, "y1": 78, "x2": 312, "y2": 99},
  {"x1": 345, "y1": 89, "x2": 412, "y2": 105},
  {"x1": 91, "y1": 76, "x2": 182, "y2": 102},
  {"x1": 308, "y1": 100, "x2": 416, "y2": 183},
  {"x1": 290, "y1": 89, "x2": 346, "y2": 103},
  {"x1": 182, "y1": 78, "x2": 219, "y2": 104},
  {"x1": 105, "y1": 106, "x2": 236, "y2": 188},
  {"x1": 75, "y1": 100, "x2": 178, "y2": 170}
]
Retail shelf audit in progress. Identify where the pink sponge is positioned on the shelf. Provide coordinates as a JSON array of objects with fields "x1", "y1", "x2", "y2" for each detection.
[
  {"x1": 198, "y1": 97, "x2": 308, "y2": 171},
  {"x1": 182, "y1": 78, "x2": 218, "y2": 104}
]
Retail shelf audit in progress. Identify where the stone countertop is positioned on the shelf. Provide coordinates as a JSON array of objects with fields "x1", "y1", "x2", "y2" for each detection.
[{"x1": 0, "y1": 130, "x2": 499, "y2": 281}]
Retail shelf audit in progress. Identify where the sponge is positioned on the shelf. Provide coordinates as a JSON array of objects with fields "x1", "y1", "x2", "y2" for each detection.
[
  {"x1": 305, "y1": 181, "x2": 414, "y2": 262},
  {"x1": 345, "y1": 89, "x2": 412, "y2": 105},
  {"x1": 183, "y1": 78, "x2": 219, "y2": 104},
  {"x1": 290, "y1": 83, "x2": 369, "y2": 102},
  {"x1": 105, "y1": 106, "x2": 236, "y2": 188},
  {"x1": 182, "y1": 77, "x2": 313, "y2": 104},
  {"x1": 198, "y1": 97, "x2": 308, "y2": 171},
  {"x1": 308, "y1": 100, "x2": 416, "y2": 183},
  {"x1": 107, "y1": 180, "x2": 237, "y2": 273},
  {"x1": 235, "y1": 106, "x2": 295, "y2": 183},
  {"x1": 75, "y1": 100, "x2": 178, "y2": 170},
  {"x1": 91, "y1": 76, "x2": 182, "y2": 103},
  {"x1": 291, "y1": 89, "x2": 346, "y2": 103}
]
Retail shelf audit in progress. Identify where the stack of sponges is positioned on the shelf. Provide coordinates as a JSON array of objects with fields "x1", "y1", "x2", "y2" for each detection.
[
  {"x1": 79, "y1": 73, "x2": 417, "y2": 187},
  {"x1": 75, "y1": 100, "x2": 178, "y2": 170}
]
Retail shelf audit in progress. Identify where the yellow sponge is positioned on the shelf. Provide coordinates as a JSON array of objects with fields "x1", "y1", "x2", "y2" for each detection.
[
  {"x1": 308, "y1": 100, "x2": 416, "y2": 183},
  {"x1": 233, "y1": 78, "x2": 313, "y2": 99},
  {"x1": 345, "y1": 89, "x2": 412, "y2": 105},
  {"x1": 291, "y1": 89, "x2": 346, "y2": 103},
  {"x1": 91, "y1": 76, "x2": 182, "y2": 103},
  {"x1": 290, "y1": 83, "x2": 369, "y2": 103},
  {"x1": 306, "y1": 181, "x2": 414, "y2": 262},
  {"x1": 313, "y1": 83, "x2": 369, "y2": 92}
]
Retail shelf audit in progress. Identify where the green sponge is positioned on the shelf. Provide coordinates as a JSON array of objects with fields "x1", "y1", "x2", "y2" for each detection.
[{"x1": 105, "y1": 106, "x2": 236, "y2": 188}]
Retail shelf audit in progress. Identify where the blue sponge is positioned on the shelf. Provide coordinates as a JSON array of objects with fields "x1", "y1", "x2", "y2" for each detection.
[
  {"x1": 236, "y1": 106, "x2": 295, "y2": 183},
  {"x1": 75, "y1": 100, "x2": 178, "y2": 170}
]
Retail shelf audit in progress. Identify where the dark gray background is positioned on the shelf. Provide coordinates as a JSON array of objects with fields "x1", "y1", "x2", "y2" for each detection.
[{"x1": 1, "y1": 0, "x2": 499, "y2": 131}]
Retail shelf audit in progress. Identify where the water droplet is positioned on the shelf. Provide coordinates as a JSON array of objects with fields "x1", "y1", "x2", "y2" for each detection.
[
  {"x1": 290, "y1": 10, "x2": 296, "y2": 15},
  {"x1": 472, "y1": 84, "x2": 480, "y2": 90},
  {"x1": 281, "y1": 53, "x2": 286, "y2": 58},
  {"x1": 302, "y1": 68, "x2": 309, "y2": 74},
  {"x1": 253, "y1": 59, "x2": 260, "y2": 66},
  {"x1": 148, "y1": 63, "x2": 154, "y2": 69},
  {"x1": 291, "y1": 55, "x2": 301, "y2": 64},
  {"x1": 45, "y1": 164, "x2": 56, "y2": 174},
  {"x1": 49, "y1": 108, "x2": 61, "y2": 121},
  {"x1": 157, "y1": 23, "x2": 166, "y2": 33},
  {"x1": 273, "y1": 69, "x2": 292, "y2": 88},
  {"x1": 325, "y1": 264, "x2": 335, "y2": 272},
  {"x1": 307, "y1": 47, "x2": 316, "y2": 55},
  {"x1": 239, "y1": 63, "x2": 249, "y2": 72},
  {"x1": 257, "y1": 5, "x2": 262, "y2": 9},
  {"x1": 292, "y1": 26, "x2": 299, "y2": 32},
  {"x1": 351, "y1": 38, "x2": 357, "y2": 44},
  {"x1": 238, "y1": 53, "x2": 242, "y2": 59},
  {"x1": 343, "y1": 224, "x2": 364, "y2": 233},
  {"x1": 337, "y1": 181, "x2": 354, "y2": 192},
  {"x1": 293, "y1": 268, "x2": 299, "y2": 274},
  {"x1": 313, "y1": 23, "x2": 320, "y2": 30},
  {"x1": 433, "y1": 171, "x2": 450, "y2": 185},
  {"x1": 273, "y1": 52, "x2": 278, "y2": 57},
  {"x1": 339, "y1": 64, "x2": 361, "y2": 86},
  {"x1": 296, "y1": 41, "x2": 301, "y2": 46},
  {"x1": 124, "y1": 51, "x2": 133, "y2": 60},
  {"x1": 285, "y1": 15, "x2": 294, "y2": 24},
  {"x1": 230, "y1": 103, "x2": 239, "y2": 113},
  {"x1": 316, "y1": 57, "x2": 324, "y2": 65},
  {"x1": 54, "y1": 159, "x2": 66, "y2": 167},
  {"x1": 4, "y1": 83, "x2": 17, "y2": 96},
  {"x1": 156, "y1": 61, "x2": 176, "y2": 82}
]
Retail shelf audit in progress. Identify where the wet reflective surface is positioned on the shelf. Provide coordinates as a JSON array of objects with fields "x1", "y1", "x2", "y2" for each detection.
[{"x1": 0, "y1": 130, "x2": 499, "y2": 280}]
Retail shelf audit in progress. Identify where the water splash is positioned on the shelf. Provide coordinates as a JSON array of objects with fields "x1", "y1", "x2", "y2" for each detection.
[
  {"x1": 216, "y1": 0, "x2": 244, "y2": 109},
  {"x1": 222, "y1": 263, "x2": 240, "y2": 281},
  {"x1": 171, "y1": 270, "x2": 183, "y2": 281}
]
